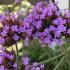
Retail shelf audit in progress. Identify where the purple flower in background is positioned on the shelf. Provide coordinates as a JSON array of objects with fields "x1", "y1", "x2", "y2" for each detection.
[
  {"x1": 11, "y1": 25, "x2": 18, "y2": 32},
  {"x1": 49, "y1": 25, "x2": 56, "y2": 31},
  {"x1": 54, "y1": 31, "x2": 61, "y2": 37},
  {"x1": 36, "y1": 21, "x2": 42, "y2": 29},
  {"x1": 0, "y1": 47, "x2": 5, "y2": 51},
  {"x1": 0, "y1": 13, "x2": 23, "y2": 46},
  {"x1": 19, "y1": 26, "x2": 24, "y2": 33},
  {"x1": 24, "y1": 37, "x2": 29, "y2": 47},
  {"x1": 31, "y1": 67, "x2": 36, "y2": 70},
  {"x1": 0, "y1": 47, "x2": 17, "y2": 70},
  {"x1": 57, "y1": 25, "x2": 66, "y2": 32},
  {"x1": 4, "y1": 25, "x2": 9, "y2": 31},
  {"x1": 47, "y1": 8, "x2": 53, "y2": 16},
  {"x1": 67, "y1": 29, "x2": 70, "y2": 35},
  {"x1": 40, "y1": 64, "x2": 44, "y2": 68},
  {"x1": 0, "y1": 66, "x2": 4, "y2": 70},
  {"x1": 22, "y1": 57, "x2": 30, "y2": 66},
  {"x1": 53, "y1": 17, "x2": 66, "y2": 25},
  {"x1": 0, "y1": 57, "x2": 2, "y2": 64},
  {"x1": 23, "y1": 1, "x2": 70, "y2": 47},
  {"x1": 13, "y1": 34, "x2": 19, "y2": 41},
  {"x1": 13, "y1": 63, "x2": 17, "y2": 68},
  {"x1": 0, "y1": 14, "x2": 5, "y2": 22},
  {"x1": 48, "y1": 2, "x2": 57, "y2": 11},
  {"x1": 33, "y1": 62, "x2": 38, "y2": 67},
  {"x1": 66, "y1": 12, "x2": 70, "y2": 17},
  {"x1": 25, "y1": 65, "x2": 30, "y2": 70},
  {"x1": 55, "y1": 11, "x2": 61, "y2": 16},
  {"x1": 36, "y1": 67, "x2": 40, "y2": 70},
  {"x1": 0, "y1": 37, "x2": 5, "y2": 44},
  {"x1": 21, "y1": 56, "x2": 45, "y2": 70},
  {"x1": 7, "y1": 54, "x2": 14, "y2": 60},
  {"x1": 1, "y1": 30, "x2": 7, "y2": 36}
]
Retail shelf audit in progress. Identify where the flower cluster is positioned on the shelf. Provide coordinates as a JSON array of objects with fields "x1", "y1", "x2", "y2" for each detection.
[
  {"x1": 0, "y1": 47, "x2": 17, "y2": 70},
  {"x1": 23, "y1": 2, "x2": 70, "y2": 47},
  {"x1": 22, "y1": 57, "x2": 44, "y2": 70},
  {"x1": 0, "y1": 1, "x2": 70, "y2": 48},
  {"x1": 0, "y1": 13, "x2": 24, "y2": 46},
  {"x1": 0, "y1": 47, "x2": 44, "y2": 70},
  {"x1": 63, "y1": 11, "x2": 70, "y2": 36}
]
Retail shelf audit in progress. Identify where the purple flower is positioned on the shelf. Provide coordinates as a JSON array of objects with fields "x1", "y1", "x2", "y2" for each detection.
[
  {"x1": 11, "y1": 25, "x2": 18, "y2": 32},
  {"x1": 22, "y1": 57, "x2": 30, "y2": 66},
  {"x1": 7, "y1": 54, "x2": 14, "y2": 60},
  {"x1": 36, "y1": 67, "x2": 40, "y2": 70},
  {"x1": 53, "y1": 38, "x2": 65, "y2": 46},
  {"x1": 53, "y1": 17, "x2": 66, "y2": 25},
  {"x1": 54, "y1": 31, "x2": 61, "y2": 37},
  {"x1": 36, "y1": 21, "x2": 42, "y2": 29},
  {"x1": 0, "y1": 13, "x2": 23, "y2": 46},
  {"x1": 48, "y1": 2, "x2": 57, "y2": 11},
  {"x1": 25, "y1": 65, "x2": 30, "y2": 70},
  {"x1": 40, "y1": 64, "x2": 44, "y2": 68},
  {"x1": 49, "y1": 25, "x2": 56, "y2": 31},
  {"x1": 0, "y1": 57, "x2": 3, "y2": 64},
  {"x1": 23, "y1": 1, "x2": 69, "y2": 47},
  {"x1": 55, "y1": 11, "x2": 61, "y2": 16},
  {"x1": 66, "y1": 12, "x2": 70, "y2": 17},
  {"x1": 0, "y1": 66, "x2": 4, "y2": 70},
  {"x1": 0, "y1": 47, "x2": 5, "y2": 51},
  {"x1": 24, "y1": 37, "x2": 29, "y2": 47},
  {"x1": 0, "y1": 37, "x2": 5, "y2": 44},
  {"x1": 33, "y1": 62, "x2": 38, "y2": 67},
  {"x1": 31, "y1": 67, "x2": 36, "y2": 70},
  {"x1": 13, "y1": 63, "x2": 17, "y2": 68},
  {"x1": 57, "y1": 25, "x2": 66, "y2": 32},
  {"x1": 0, "y1": 14, "x2": 5, "y2": 22},
  {"x1": 19, "y1": 26, "x2": 24, "y2": 33},
  {"x1": 4, "y1": 25, "x2": 9, "y2": 31},
  {"x1": 13, "y1": 34, "x2": 19, "y2": 41},
  {"x1": 67, "y1": 29, "x2": 70, "y2": 35},
  {"x1": 1, "y1": 30, "x2": 7, "y2": 36},
  {"x1": 0, "y1": 47, "x2": 16, "y2": 69}
]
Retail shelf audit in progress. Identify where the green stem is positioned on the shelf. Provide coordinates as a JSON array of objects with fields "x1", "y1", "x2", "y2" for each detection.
[
  {"x1": 38, "y1": 52, "x2": 47, "y2": 60},
  {"x1": 61, "y1": 45, "x2": 70, "y2": 69},
  {"x1": 53, "y1": 57, "x2": 64, "y2": 70},
  {"x1": 37, "y1": 46, "x2": 70, "y2": 68},
  {"x1": 15, "y1": 43, "x2": 19, "y2": 70},
  {"x1": 37, "y1": 53, "x2": 63, "y2": 65}
]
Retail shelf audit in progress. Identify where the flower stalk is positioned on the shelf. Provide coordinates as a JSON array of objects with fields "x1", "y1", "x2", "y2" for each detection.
[
  {"x1": 15, "y1": 43, "x2": 19, "y2": 70},
  {"x1": 37, "y1": 53, "x2": 63, "y2": 65}
]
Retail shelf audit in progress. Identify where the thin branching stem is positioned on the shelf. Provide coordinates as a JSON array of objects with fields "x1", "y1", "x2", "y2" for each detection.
[
  {"x1": 53, "y1": 57, "x2": 64, "y2": 70},
  {"x1": 38, "y1": 45, "x2": 70, "y2": 65},
  {"x1": 15, "y1": 43, "x2": 19, "y2": 70},
  {"x1": 37, "y1": 53, "x2": 63, "y2": 65}
]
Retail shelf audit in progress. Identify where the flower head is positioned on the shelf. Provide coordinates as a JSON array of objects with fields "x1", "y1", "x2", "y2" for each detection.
[
  {"x1": 0, "y1": 13, "x2": 23, "y2": 46},
  {"x1": 23, "y1": 1, "x2": 69, "y2": 46}
]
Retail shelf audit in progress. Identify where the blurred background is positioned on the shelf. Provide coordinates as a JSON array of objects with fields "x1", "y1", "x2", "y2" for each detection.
[{"x1": 0, "y1": 0, "x2": 69, "y2": 9}]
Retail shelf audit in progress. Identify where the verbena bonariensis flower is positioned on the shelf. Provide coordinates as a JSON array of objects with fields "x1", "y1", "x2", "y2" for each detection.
[
  {"x1": 0, "y1": 46, "x2": 44, "y2": 70},
  {"x1": 63, "y1": 11, "x2": 70, "y2": 37},
  {"x1": 23, "y1": 1, "x2": 69, "y2": 47},
  {"x1": 21, "y1": 57, "x2": 44, "y2": 70},
  {"x1": 0, "y1": 13, "x2": 23, "y2": 46},
  {"x1": 0, "y1": 47, "x2": 17, "y2": 70}
]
